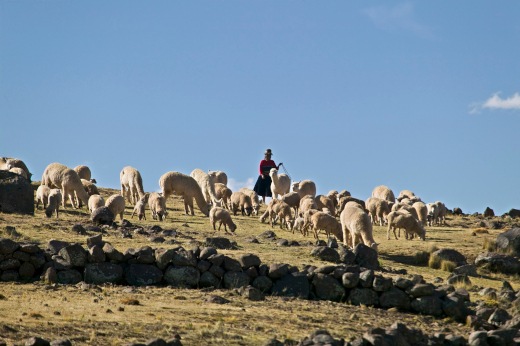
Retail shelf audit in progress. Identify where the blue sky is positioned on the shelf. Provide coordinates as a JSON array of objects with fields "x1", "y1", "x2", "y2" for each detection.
[{"x1": 2, "y1": 1, "x2": 520, "y2": 215}]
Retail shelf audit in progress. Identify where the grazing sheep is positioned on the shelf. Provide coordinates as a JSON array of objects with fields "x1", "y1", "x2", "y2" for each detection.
[
  {"x1": 397, "y1": 190, "x2": 416, "y2": 202},
  {"x1": 292, "y1": 215, "x2": 305, "y2": 235},
  {"x1": 239, "y1": 187, "x2": 260, "y2": 215},
  {"x1": 229, "y1": 191, "x2": 253, "y2": 216},
  {"x1": 371, "y1": 185, "x2": 395, "y2": 203},
  {"x1": 412, "y1": 201, "x2": 428, "y2": 226},
  {"x1": 208, "y1": 170, "x2": 228, "y2": 186},
  {"x1": 88, "y1": 194, "x2": 105, "y2": 213},
  {"x1": 1, "y1": 157, "x2": 32, "y2": 181},
  {"x1": 45, "y1": 189, "x2": 62, "y2": 218},
  {"x1": 340, "y1": 205, "x2": 377, "y2": 250},
  {"x1": 292, "y1": 180, "x2": 317, "y2": 199},
  {"x1": 259, "y1": 198, "x2": 279, "y2": 223},
  {"x1": 105, "y1": 194, "x2": 125, "y2": 221},
  {"x1": 120, "y1": 166, "x2": 145, "y2": 205},
  {"x1": 427, "y1": 201, "x2": 447, "y2": 226},
  {"x1": 281, "y1": 191, "x2": 301, "y2": 216},
  {"x1": 365, "y1": 197, "x2": 390, "y2": 226},
  {"x1": 391, "y1": 202, "x2": 419, "y2": 220},
  {"x1": 269, "y1": 168, "x2": 291, "y2": 199},
  {"x1": 299, "y1": 195, "x2": 318, "y2": 214},
  {"x1": 159, "y1": 171, "x2": 210, "y2": 216},
  {"x1": 81, "y1": 179, "x2": 99, "y2": 196},
  {"x1": 131, "y1": 193, "x2": 149, "y2": 221},
  {"x1": 36, "y1": 185, "x2": 51, "y2": 210},
  {"x1": 327, "y1": 190, "x2": 340, "y2": 212},
  {"x1": 269, "y1": 200, "x2": 292, "y2": 229},
  {"x1": 310, "y1": 211, "x2": 343, "y2": 242},
  {"x1": 41, "y1": 162, "x2": 89, "y2": 208},
  {"x1": 148, "y1": 192, "x2": 167, "y2": 221},
  {"x1": 337, "y1": 190, "x2": 351, "y2": 200},
  {"x1": 387, "y1": 210, "x2": 426, "y2": 241},
  {"x1": 209, "y1": 206, "x2": 236, "y2": 234},
  {"x1": 338, "y1": 196, "x2": 366, "y2": 214},
  {"x1": 216, "y1": 183, "x2": 233, "y2": 210},
  {"x1": 300, "y1": 208, "x2": 320, "y2": 237},
  {"x1": 315, "y1": 195, "x2": 336, "y2": 216},
  {"x1": 191, "y1": 168, "x2": 221, "y2": 206},
  {"x1": 74, "y1": 165, "x2": 96, "y2": 183}
]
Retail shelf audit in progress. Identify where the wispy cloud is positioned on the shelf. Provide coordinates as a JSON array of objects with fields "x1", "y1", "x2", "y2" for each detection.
[
  {"x1": 363, "y1": 2, "x2": 435, "y2": 39},
  {"x1": 470, "y1": 92, "x2": 520, "y2": 114},
  {"x1": 228, "y1": 177, "x2": 254, "y2": 192}
]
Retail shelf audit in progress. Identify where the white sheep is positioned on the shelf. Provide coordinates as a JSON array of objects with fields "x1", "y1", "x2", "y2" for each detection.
[
  {"x1": 74, "y1": 165, "x2": 96, "y2": 183},
  {"x1": 269, "y1": 168, "x2": 291, "y2": 199},
  {"x1": 120, "y1": 166, "x2": 146, "y2": 205},
  {"x1": 387, "y1": 210, "x2": 426, "y2": 241},
  {"x1": 36, "y1": 184, "x2": 51, "y2": 210},
  {"x1": 105, "y1": 194, "x2": 126, "y2": 221},
  {"x1": 365, "y1": 197, "x2": 390, "y2": 226},
  {"x1": 315, "y1": 195, "x2": 336, "y2": 216},
  {"x1": 208, "y1": 170, "x2": 228, "y2": 186},
  {"x1": 327, "y1": 190, "x2": 340, "y2": 213},
  {"x1": 268, "y1": 200, "x2": 292, "y2": 229},
  {"x1": 41, "y1": 162, "x2": 89, "y2": 208},
  {"x1": 229, "y1": 191, "x2": 253, "y2": 216},
  {"x1": 239, "y1": 187, "x2": 260, "y2": 215},
  {"x1": 397, "y1": 189, "x2": 416, "y2": 202},
  {"x1": 427, "y1": 201, "x2": 447, "y2": 226},
  {"x1": 412, "y1": 201, "x2": 428, "y2": 227},
  {"x1": 299, "y1": 195, "x2": 318, "y2": 214},
  {"x1": 292, "y1": 180, "x2": 317, "y2": 199},
  {"x1": 1, "y1": 157, "x2": 32, "y2": 181},
  {"x1": 159, "y1": 171, "x2": 210, "y2": 216},
  {"x1": 191, "y1": 168, "x2": 220, "y2": 205},
  {"x1": 292, "y1": 215, "x2": 305, "y2": 235},
  {"x1": 371, "y1": 185, "x2": 396, "y2": 203},
  {"x1": 209, "y1": 206, "x2": 237, "y2": 234},
  {"x1": 310, "y1": 211, "x2": 343, "y2": 242},
  {"x1": 340, "y1": 205, "x2": 377, "y2": 250},
  {"x1": 281, "y1": 191, "x2": 301, "y2": 216},
  {"x1": 88, "y1": 194, "x2": 105, "y2": 213},
  {"x1": 45, "y1": 189, "x2": 62, "y2": 218},
  {"x1": 216, "y1": 183, "x2": 233, "y2": 210},
  {"x1": 338, "y1": 196, "x2": 366, "y2": 214},
  {"x1": 131, "y1": 193, "x2": 149, "y2": 221},
  {"x1": 148, "y1": 192, "x2": 167, "y2": 221}
]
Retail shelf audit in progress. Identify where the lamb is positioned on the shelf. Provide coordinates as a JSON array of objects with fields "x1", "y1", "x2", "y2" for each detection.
[
  {"x1": 208, "y1": 170, "x2": 228, "y2": 186},
  {"x1": 300, "y1": 208, "x2": 320, "y2": 236},
  {"x1": 148, "y1": 192, "x2": 167, "y2": 221},
  {"x1": 268, "y1": 200, "x2": 292, "y2": 229},
  {"x1": 292, "y1": 180, "x2": 317, "y2": 199},
  {"x1": 120, "y1": 166, "x2": 146, "y2": 205},
  {"x1": 41, "y1": 162, "x2": 89, "y2": 208},
  {"x1": 269, "y1": 168, "x2": 291, "y2": 199},
  {"x1": 371, "y1": 185, "x2": 396, "y2": 203},
  {"x1": 105, "y1": 194, "x2": 126, "y2": 221},
  {"x1": 216, "y1": 183, "x2": 233, "y2": 209},
  {"x1": 365, "y1": 197, "x2": 390, "y2": 226},
  {"x1": 239, "y1": 187, "x2": 260, "y2": 215},
  {"x1": 81, "y1": 179, "x2": 99, "y2": 196},
  {"x1": 412, "y1": 201, "x2": 428, "y2": 226},
  {"x1": 74, "y1": 165, "x2": 96, "y2": 183},
  {"x1": 131, "y1": 193, "x2": 149, "y2": 221},
  {"x1": 36, "y1": 185, "x2": 51, "y2": 209},
  {"x1": 340, "y1": 205, "x2": 377, "y2": 250},
  {"x1": 159, "y1": 171, "x2": 210, "y2": 216},
  {"x1": 1, "y1": 157, "x2": 32, "y2": 181},
  {"x1": 387, "y1": 210, "x2": 426, "y2": 241},
  {"x1": 259, "y1": 198, "x2": 279, "y2": 223},
  {"x1": 190, "y1": 168, "x2": 220, "y2": 205},
  {"x1": 45, "y1": 189, "x2": 62, "y2": 218},
  {"x1": 315, "y1": 195, "x2": 336, "y2": 216},
  {"x1": 209, "y1": 206, "x2": 237, "y2": 234},
  {"x1": 229, "y1": 191, "x2": 253, "y2": 216},
  {"x1": 310, "y1": 211, "x2": 343, "y2": 242},
  {"x1": 292, "y1": 215, "x2": 305, "y2": 235},
  {"x1": 88, "y1": 194, "x2": 105, "y2": 213},
  {"x1": 281, "y1": 191, "x2": 301, "y2": 216}
]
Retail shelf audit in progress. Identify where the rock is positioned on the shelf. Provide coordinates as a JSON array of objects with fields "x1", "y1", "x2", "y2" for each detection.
[
  {"x1": 258, "y1": 230, "x2": 277, "y2": 239},
  {"x1": 206, "y1": 295, "x2": 230, "y2": 304},
  {"x1": 19, "y1": 262, "x2": 35, "y2": 280},
  {"x1": 0, "y1": 170, "x2": 34, "y2": 215},
  {"x1": 372, "y1": 276, "x2": 393, "y2": 292},
  {"x1": 200, "y1": 247, "x2": 218, "y2": 260},
  {"x1": 0, "y1": 258, "x2": 21, "y2": 271},
  {"x1": 432, "y1": 248, "x2": 467, "y2": 266},
  {"x1": 379, "y1": 287, "x2": 411, "y2": 310},
  {"x1": 453, "y1": 264, "x2": 478, "y2": 276},
  {"x1": 496, "y1": 228, "x2": 520, "y2": 256},
  {"x1": 0, "y1": 238, "x2": 19, "y2": 255},
  {"x1": 223, "y1": 271, "x2": 250, "y2": 289},
  {"x1": 205, "y1": 237, "x2": 234, "y2": 250},
  {"x1": 252, "y1": 276, "x2": 273, "y2": 293},
  {"x1": 125, "y1": 264, "x2": 163, "y2": 286},
  {"x1": 42, "y1": 267, "x2": 57, "y2": 284},
  {"x1": 310, "y1": 246, "x2": 340, "y2": 263},
  {"x1": 49, "y1": 339, "x2": 72, "y2": 346},
  {"x1": 484, "y1": 207, "x2": 495, "y2": 217},
  {"x1": 468, "y1": 331, "x2": 488, "y2": 346},
  {"x1": 488, "y1": 308, "x2": 511, "y2": 327},
  {"x1": 164, "y1": 265, "x2": 200, "y2": 288},
  {"x1": 88, "y1": 245, "x2": 105, "y2": 263},
  {"x1": 91, "y1": 206, "x2": 115, "y2": 225},
  {"x1": 199, "y1": 271, "x2": 221, "y2": 288},
  {"x1": 84, "y1": 263, "x2": 124, "y2": 284},
  {"x1": 71, "y1": 224, "x2": 87, "y2": 235},
  {"x1": 409, "y1": 283, "x2": 436, "y2": 297},
  {"x1": 238, "y1": 253, "x2": 261, "y2": 269},
  {"x1": 488, "y1": 328, "x2": 518, "y2": 345},
  {"x1": 341, "y1": 272, "x2": 359, "y2": 288},
  {"x1": 312, "y1": 273, "x2": 345, "y2": 301},
  {"x1": 394, "y1": 277, "x2": 414, "y2": 291},
  {"x1": 24, "y1": 336, "x2": 50, "y2": 346},
  {"x1": 411, "y1": 296, "x2": 444, "y2": 317},
  {"x1": 268, "y1": 263, "x2": 290, "y2": 280},
  {"x1": 271, "y1": 273, "x2": 310, "y2": 299},
  {"x1": 442, "y1": 295, "x2": 469, "y2": 322},
  {"x1": 358, "y1": 269, "x2": 375, "y2": 288},
  {"x1": 276, "y1": 239, "x2": 289, "y2": 247},
  {"x1": 0, "y1": 270, "x2": 19, "y2": 281},
  {"x1": 222, "y1": 256, "x2": 242, "y2": 272},
  {"x1": 102, "y1": 243, "x2": 124, "y2": 262},
  {"x1": 47, "y1": 240, "x2": 70, "y2": 255},
  {"x1": 239, "y1": 285, "x2": 265, "y2": 301},
  {"x1": 348, "y1": 288, "x2": 379, "y2": 306},
  {"x1": 447, "y1": 273, "x2": 472, "y2": 285},
  {"x1": 353, "y1": 243, "x2": 379, "y2": 270},
  {"x1": 59, "y1": 244, "x2": 87, "y2": 267},
  {"x1": 475, "y1": 252, "x2": 520, "y2": 275},
  {"x1": 57, "y1": 269, "x2": 83, "y2": 284},
  {"x1": 19, "y1": 243, "x2": 40, "y2": 254},
  {"x1": 453, "y1": 207, "x2": 464, "y2": 215},
  {"x1": 337, "y1": 245, "x2": 356, "y2": 265}
]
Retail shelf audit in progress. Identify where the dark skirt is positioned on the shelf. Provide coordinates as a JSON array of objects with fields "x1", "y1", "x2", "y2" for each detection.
[{"x1": 253, "y1": 175, "x2": 272, "y2": 197}]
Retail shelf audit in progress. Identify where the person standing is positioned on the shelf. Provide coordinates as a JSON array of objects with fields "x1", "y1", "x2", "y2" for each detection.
[{"x1": 253, "y1": 149, "x2": 283, "y2": 203}]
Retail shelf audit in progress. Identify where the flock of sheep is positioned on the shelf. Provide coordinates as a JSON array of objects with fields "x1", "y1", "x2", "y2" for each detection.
[{"x1": 2, "y1": 158, "x2": 449, "y2": 253}]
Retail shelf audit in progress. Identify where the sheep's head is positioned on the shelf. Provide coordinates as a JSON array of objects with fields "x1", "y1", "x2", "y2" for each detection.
[
  {"x1": 370, "y1": 242, "x2": 379, "y2": 251},
  {"x1": 229, "y1": 222, "x2": 237, "y2": 233},
  {"x1": 291, "y1": 181, "x2": 300, "y2": 192},
  {"x1": 419, "y1": 226, "x2": 426, "y2": 240}
]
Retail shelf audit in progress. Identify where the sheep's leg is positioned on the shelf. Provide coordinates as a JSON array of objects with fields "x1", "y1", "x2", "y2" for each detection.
[
  {"x1": 342, "y1": 225, "x2": 350, "y2": 247},
  {"x1": 393, "y1": 227, "x2": 399, "y2": 240},
  {"x1": 55, "y1": 205, "x2": 59, "y2": 218},
  {"x1": 387, "y1": 225, "x2": 392, "y2": 240}
]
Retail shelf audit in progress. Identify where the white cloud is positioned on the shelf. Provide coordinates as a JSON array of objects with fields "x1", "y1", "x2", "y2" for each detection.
[
  {"x1": 363, "y1": 2, "x2": 435, "y2": 39},
  {"x1": 470, "y1": 92, "x2": 520, "y2": 113},
  {"x1": 228, "y1": 177, "x2": 255, "y2": 192}
]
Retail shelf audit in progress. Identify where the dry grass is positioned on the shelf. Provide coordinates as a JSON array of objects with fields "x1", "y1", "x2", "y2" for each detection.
[{"x1": 0, "y1": 184, "x2": 518, "y2": 345}]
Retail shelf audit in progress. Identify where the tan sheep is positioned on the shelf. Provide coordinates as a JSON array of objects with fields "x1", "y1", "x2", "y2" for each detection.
[
  {"x1": 81, "y1": 179, "x2": 99, "y2": 196},
  {"x1": 159, "y1": 171, "x2": 210, "y2": 216},
  {"x1": 239, "y1": 187, "x2": 260, "y2": 215},
  {"x1": 281, "y1": 191, "x2": 301, "y2": 216},
  {"x1": 269, "y1": 168, "x2": 291, "y2": 199},
  {"x1": 299, "y1": 195, "x2": 318, "y2": 214},
  {"x1": 397, "y1": 189, "x2": 417, "y2": 202},
  {"x1": 148, "y1": 192, "x2": 167, "y2": 221},
  {"x1": 131, "y1": 193, "x2": 149, "y2": 221},
  {"x1": 315, "y1": 195, "x2": 336, "y2": 216},
  {"x1": 41, "y1": 162, "x2": 89, "y2": 208},
  {"x1": 191, "y1": 168, "x2": 220, "y2": 205},
  {"x1": 74, "y1": 165, "x2": 96, "y2": 183},
  {"x1": 292, "y1": 215, "x2": 305, "y2": 235},
  {"x1": 365, "y1": 197, "x2": 391, "y2": 226},
  {"x1": 340, "y1": 205, "x2": 377, "y2": 250},
  {"x1": 9, "y1": 167, "x2": 28, "y2": 179},
  {"x1": 387, "y1": 210, "x2": 426, "y2": 241},
  {"x1": 88, "y1": 194, "x2": 105, "y2": 213},
  {"x1": 120, "y1": 166, "x2": 145, "y2": 205},
  {"x1": 45, "y1": 189, "x2": 62, "y2": 218},
  {"x1": 327, "y1": 190, "x2": 340, "y2": 213},
  {"x1": 292, "y1": 180, "x2": 317, "y2": 199},
  {"x1": 208, "y1": 170, "x2": 228, "y2": 186},
  {"x1": 260, "y1": 198, "x2": 279, "y2": 223},
  {"x1": 310, "y1": 211, "x2": 343, "y2": 242},
  {"x1": 209, "y1": 206, "x2": 237, "y2": 234},
  {"x1": 412, "y1": 201, "x2": 428, "y2": 227},
  {"x1": 216, "y1": 183, "x2": 233, "y2": 210},
  {"x1": 371, "y1": 185, "x2": 395, "y2": 203},
  {"x1": 229, "y1": 191, "x2": 253, "y2": 216},
  {"x1": 1, "y1": 157, "x2": 32, "y2": 181},
  {"x1": 337, "y1": 196, "x2": 366, "y2": 214},
  {"x1": 105, "y1": 194, "x2": 125, "y2": 221},
  {"x1": 269, "y1": 200, "x2": 292, "y2": 229},
  {"x1": 301, "y1": 208, "x2": 320, "y2": 236},
  {"x1": 36, "y1": 185, "x2": 51, "y2": 210}
]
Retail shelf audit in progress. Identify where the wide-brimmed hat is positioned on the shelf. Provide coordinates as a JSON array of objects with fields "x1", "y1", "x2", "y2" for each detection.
[{"x1": 264, "y1": 149, "x2": 273, "y2": 156}]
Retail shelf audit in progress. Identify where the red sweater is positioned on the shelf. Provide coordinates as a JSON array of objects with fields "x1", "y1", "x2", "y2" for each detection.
[{"x1": 259, "y1": 159, "x2": 277, "y2": 175}]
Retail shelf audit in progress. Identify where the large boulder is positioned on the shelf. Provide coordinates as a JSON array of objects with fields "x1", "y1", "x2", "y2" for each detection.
[
  {"x1": 496, "y1": 228, "x2": 520, "y2": 256},
  {"x1": 0, "y1": 171, "x2": 34, "y2": 215},
  {"x1": 431, "y1": 248, "x2": 467, "y2": 266},
  {"x1": 475, "y1": 252, "x2": 520, "y2": 275}
]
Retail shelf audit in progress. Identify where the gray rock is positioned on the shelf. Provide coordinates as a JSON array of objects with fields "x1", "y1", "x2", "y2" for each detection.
[
  {"x1": 394, "y1": 277, "x2": 414, "y2": 290},
  {"x1": 91, "y1": 206, "x2": 115, "y2": 225},
  {"x1": 310, "y1": 246, "x2": 340, "y2": 263},
  {"x1": 358, "y1": 269, "x2": 374, "y2": 288},
  {"x1": 239, "y1": 285, "x2": 265, "y2": 301},
  {"x1": 197, "y1": 260, "x2": 211, "y2": 273},
  {"x1": 252, "y1": 276, "x2": 273, "y2": 293},
  {"x1": 496, "y1": 228, "x2": 520, "y2": 256},
  {"x1": 24, "y1": 336, "x2": 50, "y2": 346},
  {"x1": 453, "y1": 264, "x2": 478, "y2": 276},
  {"x1": 208, "y1": 264, "x2": 225, "y2": 279},
  {"x1": 42, "y1": 267, "x2": 57, "y2": 284},
  {"x1": 312, "y1": 273, "x2": 345, "y2": 301},
  {"x1": 379, "y1": 287, "x2": 411, "y2": 310},
  {"x1": 313, "y1": 265, "x2": 337, "y2": 275},
  {"x1": 337, "y1": 245, "x2": 356, "y2": 265},
  {"x1": 372, "y1": 276, "x2": 393, "y2": 292},
  {"x1": 199, "y1": 247, "x2": 218, "y2": 260},
  {"x1": 238, "y1": 253, "x2": 261, "y2": 269},
  {"x1": 223, "y1": 271, "x2": 250, "y2": 289},
  {"x1": 164, "y1": 265, "x2": 200, "y2": 288},
  {"x1": 271, "y1": 273, "x2": 310, "y2": 299},
  {"x1": 468, "y1": 331, "x2": 488, "y2": 346},
  {"x1": 84, "y1": 263, "x2": 124, "y2": 284},
  {"x1": 268, "y1": 263, "x2": 290, "y2": 280},
  {"x1": 0, "y1": 238, "x2": 19, "y2": 255},
  {"x1": 49, "y1": 338, "x2": 72, "y2": 346},
  {"x1": 442, "y1": 295, "x2": 469, "y2": 322},
  {"x1": 59, "y1": 244, "x2": 87, "y2": 267},
  {"x1": 125, "y1": 264, "x2": 163, "y2": 286},
  {"x1": 0, "y1": 258, "x2": 21, "y2": 271},
  {"x1": 409, "y1": 283, "x2": 435, "y2": 297},
  {"x1": 411, "y1": 296, "x2": 444, "y2": 317},
  {"x1": 223, "y1": 256, "x2": 242, "y2": 272},
  {"x1": 86, "y1": 234, "x2": 103, "y2": 249},
  {"x1": 488, "y1": 308, "x2": 511, "y2": 327},
  {"x1": 0, "y1": 270, "x2": 19, "y2": 281},
  {"x1": 88, "y1": 245, "x2": 105, "y2": 263},
  {"x1": 47, "y1": 240, "x2": 70, "y2": 255},
  {"x1": 0, "y1": 171, "x2": 34, "y2": 215},
  {"x1": 199, "y1": 271, "x2": 221, "y2": 288},
  {"x1": 432, "y1": 248, "x2": 467, "y2": 266},
  {"x1": 102, "y1": 242, "x2": 124, "y2": 262},
  {"x1": 447, "y1": 273, "x2": 472, "y2": 285},
  {"x1": 353, "y1": 243, "x2": 379, "y2": 270},
  {"x1": 475, "y1": 252, "x2": 520, "y2": 275},
  {"x1": 19, "y1": 262, "x2": 35, "y2": 280},
  {"x1": 205, "y1": 237, "x2": 234, "y2": 249},
  {"x1": 57, "y1": 269, "x2": 83, "y2": 284},
  {"x1": 348, "y1": 288, "x2": 379, "y2": 306},
  {"x1": 341, "y1": 272, "x2": 359, "y2": 288},
  {"x1": 19, "y1": 243, "x2": 40, "y2": 254},
  {"x1": 206, "y1": 295, "x2": 230, "y2": 304},
  {"x1": 488, "y1": 328, "x2": 518, "y2": 346}
]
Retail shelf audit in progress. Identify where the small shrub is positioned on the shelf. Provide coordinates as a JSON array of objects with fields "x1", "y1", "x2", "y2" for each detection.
[
  {"x1": 120, "y1": 298, "x2": 140, "y2": 305},
  {"x1": 427, "y1": 244, "x2": 439, "y2": 254},
  {"x1": 428, "y1": 254, "x2": 441, "y2": 269},
  {"x1": 482, "y1": 238, "x2": 496, "y2": 252},
  {"x1": 413, "y1": 251, "x2": 430, "y2": 266},
  {"x1": 440, "y1": 260, "x2": 456, "y2": 272}
]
